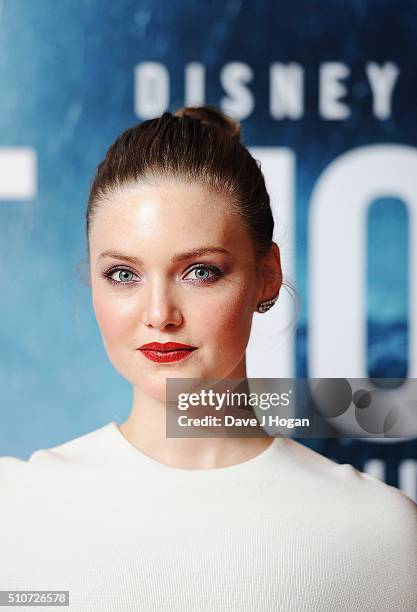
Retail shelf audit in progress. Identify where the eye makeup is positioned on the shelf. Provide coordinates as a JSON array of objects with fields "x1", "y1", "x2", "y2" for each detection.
[{"x1": 101, "y1": 263, "x2": 225, "y2": 287}]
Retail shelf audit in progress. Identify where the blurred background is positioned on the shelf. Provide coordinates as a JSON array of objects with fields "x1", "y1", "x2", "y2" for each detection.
[{"x1": 0, "y1": 0, "x2": 416, "y2": 501}]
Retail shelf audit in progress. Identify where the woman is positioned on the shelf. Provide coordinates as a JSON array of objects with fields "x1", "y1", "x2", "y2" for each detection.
[{"x1": 1, "y1": 106, "x2": 416, "y2": 611}]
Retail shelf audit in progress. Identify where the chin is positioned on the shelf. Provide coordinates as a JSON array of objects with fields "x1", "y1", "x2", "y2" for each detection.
[
  {"x1": 145, "y1": 373, "x2": 199, "y2": 402},
  {"x1": 148, "y1": 386, "x2": 167, "y2": 404},
  {"x1": 123, "y1": 354, "x2": 240, "y2": 400}
]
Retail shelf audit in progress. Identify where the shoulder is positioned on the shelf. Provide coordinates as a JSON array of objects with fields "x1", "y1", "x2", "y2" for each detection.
[
  {"x1": 286, "y1": 441, "x2": 417, "y2": 605},
  {"x1": 0, "y1": 422, "x2": 114, "y2": 486},
  {"x1": 276, "y1": 437, "x2": 417, "y2": 598},
  {"x1": 280, "y1": 437, "x2": 417, "y2": 533}
]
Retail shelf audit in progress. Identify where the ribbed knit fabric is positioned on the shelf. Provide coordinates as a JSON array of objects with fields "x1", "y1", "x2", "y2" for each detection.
[{"x1": 1, "y1": 421, "x2": 416, "y2": 611}]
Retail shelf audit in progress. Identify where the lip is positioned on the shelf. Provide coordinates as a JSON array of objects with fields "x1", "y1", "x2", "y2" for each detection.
[
  {"x1": 138, "y1": 342, "x2": 196, "y2": 351},
  {"x1": 138, "y1": 342, "x2": 197, "y2": 364}
]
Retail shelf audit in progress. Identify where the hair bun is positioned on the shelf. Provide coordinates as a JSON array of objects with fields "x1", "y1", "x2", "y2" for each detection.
[{"x1": 174, "y1": 105, "x2": 242, "y2": 141}]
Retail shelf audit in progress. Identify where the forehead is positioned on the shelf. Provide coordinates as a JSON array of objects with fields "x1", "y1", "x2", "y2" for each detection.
[{"x1": 89, "y1": 181, "x2": 252, "y2": 254}]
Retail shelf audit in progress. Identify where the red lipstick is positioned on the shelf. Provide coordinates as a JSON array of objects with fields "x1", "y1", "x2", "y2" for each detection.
[{"x1": 138, "y1": 342, "x2": 197, "y2": 363}]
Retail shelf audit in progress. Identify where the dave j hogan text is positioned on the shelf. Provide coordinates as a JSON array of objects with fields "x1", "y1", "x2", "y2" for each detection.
[{"x1": 177, "y1": 414, "x2": 310, "y2": 429}]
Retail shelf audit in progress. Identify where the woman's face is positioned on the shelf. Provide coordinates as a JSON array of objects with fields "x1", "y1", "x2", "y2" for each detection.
[{"x1": 89, "y1": 180, "x2": 265, "y2": 402}]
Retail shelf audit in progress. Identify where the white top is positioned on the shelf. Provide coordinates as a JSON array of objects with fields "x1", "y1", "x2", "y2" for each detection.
[{"x1": 1, "y1": 421, "x2": 416, "y2": 612}]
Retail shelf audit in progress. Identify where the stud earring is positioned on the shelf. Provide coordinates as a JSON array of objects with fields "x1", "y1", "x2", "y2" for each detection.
[{"x1": 257, "y1": 292, "x2": 279, "y2": 313}]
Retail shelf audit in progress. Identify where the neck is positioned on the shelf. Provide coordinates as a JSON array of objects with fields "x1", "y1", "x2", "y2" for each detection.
[{"x1": 118, "y1": 358, "x2": 273, "y2": 470}]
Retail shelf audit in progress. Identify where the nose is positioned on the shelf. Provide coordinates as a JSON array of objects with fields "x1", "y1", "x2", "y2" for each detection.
[{"x1": 141, "y1": 279, "x2": 183, "y2": 329}]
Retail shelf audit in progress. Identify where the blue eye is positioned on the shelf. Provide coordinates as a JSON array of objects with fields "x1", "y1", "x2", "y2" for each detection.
[
  {"x1": 104, "y1": 268, "x2": 139, "y2": 285},
  {"x1": 184, "y1": 264, "x2": 223, "y2": 283}
]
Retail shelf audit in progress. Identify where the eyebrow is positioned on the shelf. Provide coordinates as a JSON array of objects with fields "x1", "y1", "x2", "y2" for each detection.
[{"x1": 97, "y1": 247, "x2": 233, "y2": 265}]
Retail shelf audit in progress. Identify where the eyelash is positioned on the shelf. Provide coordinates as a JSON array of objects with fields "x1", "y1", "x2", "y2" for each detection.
[{"x1": 102, "y1": 263, "x2": 224, "y2": 287}]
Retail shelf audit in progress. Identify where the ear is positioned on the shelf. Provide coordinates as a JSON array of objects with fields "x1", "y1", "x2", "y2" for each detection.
[{"x1": 257, "y1": 242, "x2": 282, "y2": 307}]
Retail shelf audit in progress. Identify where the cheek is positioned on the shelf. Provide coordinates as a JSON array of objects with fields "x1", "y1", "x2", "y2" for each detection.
[
  {"x1": 92, "y1": 290, "x2": 137, "y2": 344},
  {"x1": 202, "y1": 286, "x2": 253, "y2": 350}
]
